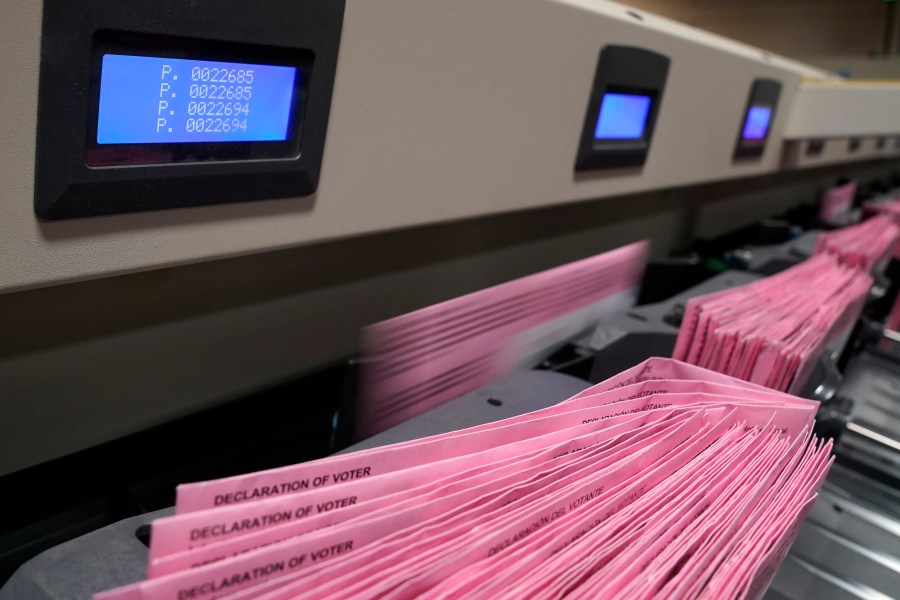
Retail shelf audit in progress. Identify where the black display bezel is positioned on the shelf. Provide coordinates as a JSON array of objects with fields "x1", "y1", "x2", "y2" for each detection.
[
  {"x1": 733, "y1": 78, "x2": 781, "y2": 161},
  {"x1": 34, "y1": 0, "x2": 345, "y2": 220},
  {"x1": 85, "y1": 31, "x2": 313, "y2": 167},
  {"x1": 575, "y1": 45, "x2": 670, "y2": 171}
]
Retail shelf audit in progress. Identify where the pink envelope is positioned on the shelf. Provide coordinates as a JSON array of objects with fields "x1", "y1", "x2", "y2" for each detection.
[
  {"x1": 149, "y1": 409, "x2": 670, "y2": 570},
  {"x1": 235, "y1": 411, "x2": 728, "y2": 600},
  {"x1": 253, "y1": 411, "x2": 716, "y2": 600},
  {"x1": 817, "y1": 180, "x2": 856, "y2": 223},
  {"x1": 568, "y1": 430, "x2": 786, "y2": 598},
  {"x1": 675, "y1": 254, "x2": 871, "y2": 393},
  {"x1": 816, "y1": 214, "x2": 900, "y2": 273},
  {"x1": 470, "y1": 427, "x2": 760, "y2": 600},
  {"x1": 174, "y1": 358, "x2": 812, "y2": 516},
  {"x1": 95, "y1": 359, "x2": 831, "y2": 600}
]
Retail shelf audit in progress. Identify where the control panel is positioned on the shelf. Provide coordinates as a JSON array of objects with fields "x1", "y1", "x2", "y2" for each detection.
[
  {"x1": 34, "y1": 0, "x2": 344, "y2": 219},
  {"x1": 734, "y1": 78, "x2": 781, "y2": 160},
  {"x1": 574, "y1": 45, "x2": 670, "y2": 171}
]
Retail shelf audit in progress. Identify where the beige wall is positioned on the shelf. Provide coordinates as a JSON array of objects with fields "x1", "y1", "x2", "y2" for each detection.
[
  {"x1": 624, "y1": 0, "x2": 888, "y2": 64},
  {"x1": 815, "y1": 56, "x2": 900, "y2": 79}
]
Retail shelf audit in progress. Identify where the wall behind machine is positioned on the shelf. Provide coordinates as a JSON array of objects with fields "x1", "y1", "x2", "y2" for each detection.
[
  {"x1": 625, "y1": 0, "x2": 889, "y2": 63},
  {"x1": 2, "y1": 159, "x2": 897, "y2": 477}
]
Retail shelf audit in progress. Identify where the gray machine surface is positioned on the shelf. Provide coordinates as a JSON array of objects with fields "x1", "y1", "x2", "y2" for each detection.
[
  {"x1": 340, "y1": 370, "x2": 590, "y2": 454},
  {"x1": 767, "y1": 464, "x2": 900, "y2": 600},
  {"x1": 835, "y1": 348, "x2": 900, "y2": 487},
  {"x1": 745, "y1": 230, "x2": 819, "y2": 274},
  {"x1": 0, "y1": 370, "x2": 590, "y2": 600},
  {"x1": 585, "y1": 270, "x2": 762, "y2": 383},
  {"x1": 0, "y1": 509, "x2": 171, "y2": 600}
]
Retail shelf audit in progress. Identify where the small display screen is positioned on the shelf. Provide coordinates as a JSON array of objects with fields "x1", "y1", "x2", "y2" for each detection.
[
  {"x1": 594, "y1": 93, "x2": 652, "y2": 140},
  {"x1": 97, "y1": 55, "x2": 297, "y2": 144},
  {"x1": 741, "y1": 105, "x2": 772, "y2": 141}
]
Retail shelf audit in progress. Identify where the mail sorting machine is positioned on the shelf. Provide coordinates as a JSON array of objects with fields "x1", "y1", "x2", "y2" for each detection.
[
  {"x1": 6, "y1": 0, "x2": 900, "y2": 597},
  {"x1": 3, "y1": 233, "x2": 899, "y2": 600},
  {"x1": 8, "y1": 0, "x2": 900, "y2": 483}
]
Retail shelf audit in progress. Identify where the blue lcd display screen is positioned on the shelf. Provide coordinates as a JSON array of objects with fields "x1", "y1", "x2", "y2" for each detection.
[
  {"x1": 741, "y1": 105, "x2": 772, "y2": 141},
  {"x1": 594, "y1": 93, "x2": 652, "y2": 140},
  {"x1": 97, "y1": 54, "x2": 298, "y2": 144}
]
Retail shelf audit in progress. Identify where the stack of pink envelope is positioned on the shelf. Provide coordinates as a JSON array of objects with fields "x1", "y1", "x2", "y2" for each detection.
[
  {"x1": 357, "y1": 242, "x2": 648, "y2": 439},
  {"x1": 817, "y1": 180, "x2": 856, "y2": 224},
  {"x1": 865, "y1": 201, "x2": 900, "y2": 259},
  {"x1": 97, "y1": 358, "x2": 830, "y2": 600},
  {"x1": 867, "y1": 199, "x2": 900, "y2": 223},
  {"x1": 813, "y1": 214, "x2": 900, "y2": 272},
  {"x1": 673, "y1": 254, "x2": 871, "y2": 394}
]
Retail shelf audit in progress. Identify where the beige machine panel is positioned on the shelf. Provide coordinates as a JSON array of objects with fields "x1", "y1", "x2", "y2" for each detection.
[
  {"x1": 780, "y1": 81, "x2": 900, "y2": 169},
  {"x1": 0, "y1": 0, "x2": 812, "y2": 294},
  {"x1": 782, "y1": 136, "x2": 900, "y2": 170},
  {"x1": 784, "y1": 82, "x2": 900, "y2": 139}
]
